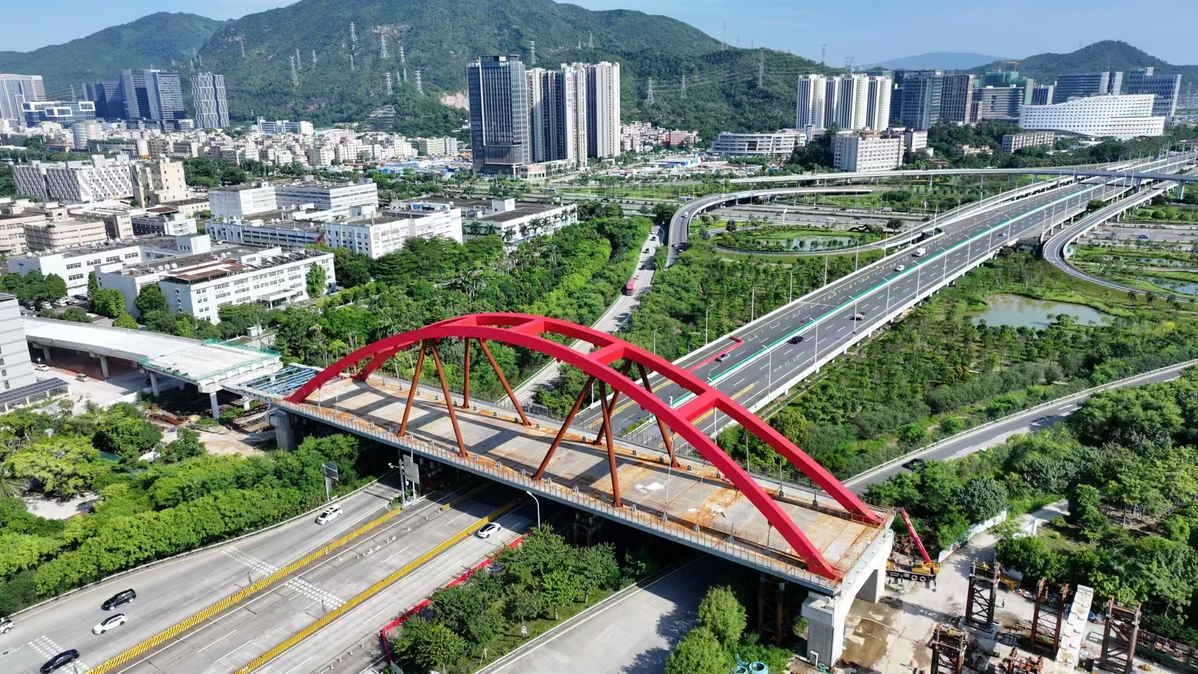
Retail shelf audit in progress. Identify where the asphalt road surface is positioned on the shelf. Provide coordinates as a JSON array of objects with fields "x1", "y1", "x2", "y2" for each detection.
[
  {"x1": 844, "y1": 360, "x2": 1197, "y2": 492},
  {"x1": 587, "y1": 157, "x2": 1192, "y2": 444}
]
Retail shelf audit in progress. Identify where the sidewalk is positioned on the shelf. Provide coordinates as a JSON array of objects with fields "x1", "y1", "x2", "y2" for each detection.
[{"x1": 513, "y1": 234, "x2": 662, "y2": 404}]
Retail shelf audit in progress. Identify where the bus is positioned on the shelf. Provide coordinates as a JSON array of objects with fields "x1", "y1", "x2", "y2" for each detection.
[{"x1": 624, "y1": 279, "x2": 637, "y2": 296}]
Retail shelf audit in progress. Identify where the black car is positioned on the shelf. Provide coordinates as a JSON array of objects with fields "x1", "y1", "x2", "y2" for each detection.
[
  {"x1": 102, "y1": 589, "x2": 136, "y2": 611},
  {"x1": 902, "y1": 458, "x2": 926, "y2": 472},
  {"x1": 40, "y1": 650, "x2": 79, "y2": 673},
  {"x1": 789, "y1": 335, "x2": 804, "y2": 345}
]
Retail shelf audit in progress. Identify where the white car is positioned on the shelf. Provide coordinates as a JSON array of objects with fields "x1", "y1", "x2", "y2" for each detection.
[
  {"x1": 34, "y1": 363, "x2": 49, "y2": 372},
  {"x1": 894, "y1": 265, "x2": 906, "y2": 273},
  {"x1": 93, "y1": 613, "x2": 127, "y2": 635},
  {"x1": 315, "y1": 504, "x2": 343, "y2": 525},
  {"x1": 476, "y1": 523, "x2": 502, "y2": 539}
]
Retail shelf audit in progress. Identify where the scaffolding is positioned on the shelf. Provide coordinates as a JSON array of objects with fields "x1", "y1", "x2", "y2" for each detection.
[
  {"x1": 1029, "y1": 579, "x2": 1070, "y2": 655},
  {"x1": 965, "y1": 560, "x2": 1000, "y2": 631},
  {"x1": 999, "y1": 648, "x2": 1045, "y2": 674},
  {"x1": 1097, "y1": 599, "x2": 1141, "y2": 674},
  {"x1": 757, "y1": 576, "x2": 789, "y2": 645},
  {"x1": 930, "y1": 623, "x2": 968, "y2": 674}
]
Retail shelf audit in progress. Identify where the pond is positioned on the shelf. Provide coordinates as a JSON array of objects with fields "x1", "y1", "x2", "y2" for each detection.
[
  {"x1": 764, "y1": 235, "x2": 857, "y2": 251},
  {"x1": 970, "y1": 294, "x2": 1112, "y2": 329},
  {"x1": 1147, "y1": 277, "x2": 1198, "y2": 296}
]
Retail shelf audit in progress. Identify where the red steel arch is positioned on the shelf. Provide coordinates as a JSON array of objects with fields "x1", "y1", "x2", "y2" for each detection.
[{"x1": 286, "y1": 313, "x2": 880, "y2": 579}]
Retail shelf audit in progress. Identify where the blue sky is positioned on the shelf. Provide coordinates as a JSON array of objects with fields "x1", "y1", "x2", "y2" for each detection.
[{"x1": 5, "y1": 0, "x2": 1196, "y2": 65}]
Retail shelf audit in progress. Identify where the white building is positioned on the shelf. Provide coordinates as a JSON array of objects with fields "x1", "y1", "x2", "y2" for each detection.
[
  {"x1": 209, "y1": 204, "x2": 462, "y2": 259},
  {"x1": 98, "y1": 247, "x2": 335, "y2": 323},
  {"x1": 209, "y1": 183, "x2": 279, "y2": 218},
  {"x1": 13, "y1": 156, "x2": 135, "y2": 204},
  {"x1": 257, "y1": 119, "x2": 314, "y2": 135},
  {"x1": 1019, "y1": 94, "x2": 1166, "y2": 140},
  {"x1": 0, "y1": 293, "x2": 37, "y2": 390},
  {"x1": 832, "y1": 132, "x2": 904, "y2": 172},
  {"x1": 797, "y1": 74, "x2": 891, "y2": 131},
  {"x1": 710, "y1": 130, "x2": 805, "y2": 156},
  {"x1": 131, "y1": 159, "x2": 188, "y2": 205},
  {"x1": 8, "y1": 234, "x2": 211, "y2": 296},
  {"x1": 455, "y1": 198, "x2": 578, "y2": 247},
  {"x1": 273, "y1": 180, "x2": 379, "y2": 219},
  {"x1": 585, "y1": 62, "x2": 621, "y2": 159},
  {"x1": 72, "y1": 120, "x2": 102, "y2": 150}
]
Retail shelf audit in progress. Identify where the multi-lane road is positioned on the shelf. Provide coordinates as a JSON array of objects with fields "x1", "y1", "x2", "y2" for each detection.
[
  {"x1": 592, "y1": 156, "x2": 1195, "y2": 445},
  {"x1": 1, "y1": 478, "x2": 527, "y2": 674}
]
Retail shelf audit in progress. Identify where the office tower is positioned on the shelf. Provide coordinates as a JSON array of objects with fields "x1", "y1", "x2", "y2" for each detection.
[
  {"x1": 585, "y1": 62, "x2": 620, "y2": 159},
  {"x1": 981, "y1": 70, "x2": 1035, "y2": 103},
  {"x1": 1053, "y1": 72, "x2": 1121, "y2": 103},
  {"x1": 893, "y1": 70, "x2": 943, "y2": 130},
  {"x1": 1123, "y1": 67, "x2": 1182, "y2": 120},
  {"x1": 467, "y1": 55, "x2": 531, "y2": 174},
  {"x1": 85, "y1": 81, "x2": 123, "y2": 120},
  {"x1": 527, "y1": 65, "x2": 588, "y2": 168},
  {"x1": 191, "y1": 73, "x2": 230, "y2": 129},
  {"x1": 119, "y1": 69, "x2": 186, "y2": 122},
  {"x1": 940, "y1": 74, "x2": 976, "y2": 123},
  {"x1": 1030, "y1": 84, "x2": 1055, "y2": 106},
  {"x1": 1020, "y1": 94, "x2": 1164, "y2": 140},
  {"x1": 796, "y1": 75, "x2": 828, "y2": 129},
  {"x1": 0, "y1": 74, "x2": 46, "y2": 124},
  {"x1": 973, "y1": 86, "x2": 1024, "y2": 121},
  {"x1": 22, "y1": 100, "x2": 96, "y2": 127}
]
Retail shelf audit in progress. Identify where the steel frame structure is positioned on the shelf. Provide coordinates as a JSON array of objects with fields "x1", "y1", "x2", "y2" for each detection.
[
  {"x1": 965, "y1": 560, "x2": 1000, "y2": 631},
  {"x1": 1029, "y1": 578, "x2": 1070, "y2": 656},
  {"x1": 1098, "y1": 599, "x2": 1141, "y2": 674},
  {"x1": 286, "y1": 313, "x2": 882, "y2": 580}
]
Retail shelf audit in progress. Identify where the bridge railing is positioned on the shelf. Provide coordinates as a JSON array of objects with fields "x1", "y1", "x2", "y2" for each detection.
[{"x1": 281, "y1": 397, "x2": 840, "y2": 590}]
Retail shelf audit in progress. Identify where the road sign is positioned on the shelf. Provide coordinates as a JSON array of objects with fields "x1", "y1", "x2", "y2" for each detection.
[
  {"x1": 402, "y1": 455, "x2": 419, "y2": 483},
  {"x1": 322, "y1": 461, "x2": 339, "y2": 481}
]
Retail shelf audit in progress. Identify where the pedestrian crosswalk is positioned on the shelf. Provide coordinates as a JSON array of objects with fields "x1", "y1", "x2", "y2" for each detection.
[
  {"x1": 221, "y1": 547, "x2": 345, "y2": 608},
  {"x1": 28, "y1": 635, "x2": 91, "y2": 672}
]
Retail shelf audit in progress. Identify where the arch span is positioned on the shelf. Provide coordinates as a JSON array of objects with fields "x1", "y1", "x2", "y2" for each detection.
[{"x1": 286, "y1": 313, "x2": 881, "y2": 579}]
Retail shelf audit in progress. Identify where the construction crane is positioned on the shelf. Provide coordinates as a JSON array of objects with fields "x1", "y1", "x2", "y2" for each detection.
[{"x1": 887, "y1": 508, "x2": 940, "y2": 582}]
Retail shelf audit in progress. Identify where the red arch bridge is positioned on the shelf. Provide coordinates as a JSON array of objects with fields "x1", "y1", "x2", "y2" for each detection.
[{"x1": 231, "y1": 314, "x2": 895, "y2": 665}]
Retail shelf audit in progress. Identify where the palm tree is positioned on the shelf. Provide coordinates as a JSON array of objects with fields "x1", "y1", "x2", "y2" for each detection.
[{"x1": 0, "y1": 462, "x2": 26, "y2": 498}]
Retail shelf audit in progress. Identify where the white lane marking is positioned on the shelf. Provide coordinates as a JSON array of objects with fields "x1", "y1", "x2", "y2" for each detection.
[
  {"x1": 281, "y1": 655, "x2": 315, "y2": 674},
  {"x1": 221, "y1": 547, "x2": 345, "y2": 608},
  {"x1": 195, "y1": 628, "x2": 240, "y2": 653},
  {"x1": 212, "y1": 638, "x2": 255, "y2": 665},
  {"x1": 27, "y1": 636, "x2": 91, "y2": 672}
]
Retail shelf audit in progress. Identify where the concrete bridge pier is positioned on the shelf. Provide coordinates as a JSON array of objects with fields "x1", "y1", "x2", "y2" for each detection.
[
  {"x1": 802, "y1": 527, "x2": 893, "y2": 667},
  {"x1": 270, "y1": 409, "x2": 299, "y2": 451}
]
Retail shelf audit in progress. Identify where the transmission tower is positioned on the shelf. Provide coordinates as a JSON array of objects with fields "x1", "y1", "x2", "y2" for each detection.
[
  {"x1": 414, "y1": 70, "x2": 423, "y2": 94},
  {"x1": 722, "y1": 21, "x2": 728, "y2": 50},
  {"x1": 529, "y1": 40, "x2": 536, "y2": 66},
  {"x1": 399, "y1": 46, "x2": 408, "y2": 82},
  {"x1": 349, "y1": 22, "x2": 357, "y2": 46},
  {"x1": 350, "y1": 53, "x2": 356, "y2": 72},
  {"x1": 69, "y1": 84, "x2": 76, "y2": 101},
  {"x1": 381, "y1": 35, "x2": 388, "y2": 59},
  {"x1": 239, "y1": 37, "x2": 246, "y2": 58},
  {"x1": 295, "y1": 48, "x2": 302, "y2": 70},
  {"x1": 758, "y1": 49, "x2": 765, "y2": 87},
  {"x1": 196, "y1": 50, "x2": 203, "y2": 68},
  {"x1": 311, "y1": 49, "x2": 317, "y2": 66},
  {"x1": 821, "y1": 44, "x2": 827, "y2": 65},
  {"x1": 385, "y1": 72, "x2": 393, "y2": 95},
  {"x1": 680, "y1": 75, "x2": 687, "y2": 99},
  {"x1": 588, "y1": 32, "x2": 594, "y2": 49},
  {"x1": 290, "y1": 56, "x2": 299, "y2": 87},
  {"x1": 646, "y1": 77, "x2": 654, "y2": 104}
]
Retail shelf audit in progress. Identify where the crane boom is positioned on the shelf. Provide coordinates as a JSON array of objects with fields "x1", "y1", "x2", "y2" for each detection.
[{"x1": 899, "y1": 508, "x2": 933, "y2": 565}]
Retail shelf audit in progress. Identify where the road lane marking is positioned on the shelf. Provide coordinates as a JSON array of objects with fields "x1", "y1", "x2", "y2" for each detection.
[
  {"x1": 213, "y1": 638, "x2": 254, "y2": 665},
  {"x1": 195, "y1": 629, "x2": 240, "y2": 654}
]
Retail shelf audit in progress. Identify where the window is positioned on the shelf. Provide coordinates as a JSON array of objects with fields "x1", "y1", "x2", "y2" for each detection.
[{"x1": 66, "y1": 262, "x2": 82, "y2": 270}]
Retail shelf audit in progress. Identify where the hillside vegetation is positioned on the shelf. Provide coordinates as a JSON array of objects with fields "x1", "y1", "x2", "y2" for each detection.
[{"x1": 972, "y1": 40, "x2": 1198, "y2": 86}]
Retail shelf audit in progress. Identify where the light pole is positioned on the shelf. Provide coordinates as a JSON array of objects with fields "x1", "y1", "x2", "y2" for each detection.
[
  {"x1": 652, "y1": 328, "x2": 659, "y2": 355},
  {"x1": 525, "y1": 490, "x2": 541, "y2": 528},
  {"x1": 705, "y1": 305, "x2": 712, "y2": 343},
  {"x1": 751, "y1": 287, "x2": 758, "y2": 321},
  {"x1": 788, "y1": 268, "x2": 794, "y2": 303}
]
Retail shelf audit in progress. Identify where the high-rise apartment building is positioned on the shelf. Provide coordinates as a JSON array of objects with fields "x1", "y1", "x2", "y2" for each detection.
[
  {"x1": 585, "y1": 62, "x2": 621, "y2": 159},
  {"x1": 892, "y1": 70, "x2": 943, "y2": 130},
  {"x1": 939, "y1": 74, "x2": 976, "y2": 123},
  {"x1": 467, "y1": 55, "x2": 531, "y2": 175},
  {"x1": 0, "y1": 74, "x2": 45, "y2": 125},
  {"x1": 795, "y1": 74, "x2": 890, "y2": 131},
  {"x1": 528, "y1": 65, "x2": 588, "y2": 168},
  {"x1": 0, "y1": 294, "x2": 38, "y2": 392},
  {"x1": 1123, "y1": 67, "x2": 1182, "y2": 120},
  {"x1": 191, "y1": 73, "x2": 230, "y2": 129},
  {"x1": 119, "y1": 69, "x2": 186, "y2": 122}
]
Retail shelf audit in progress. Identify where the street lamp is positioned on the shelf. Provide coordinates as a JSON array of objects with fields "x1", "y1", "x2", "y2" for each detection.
[
  {"x1": 525, "y1": 490, "x2": 541, "y2": 528},
  {"x1": 652, "y1": 328, "x2": 659, "y2": 355},
  {"x1": 704, "y1": 305, "x2": 713, "y2": 343}
]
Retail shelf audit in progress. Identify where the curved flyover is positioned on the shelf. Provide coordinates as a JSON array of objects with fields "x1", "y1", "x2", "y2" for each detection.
[{"x1": 286, "y1": 312, "x2": 884, "y2": 580}]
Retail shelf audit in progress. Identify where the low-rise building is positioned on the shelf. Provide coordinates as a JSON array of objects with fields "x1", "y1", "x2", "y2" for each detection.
[
  {"x1": 98, "y1": 246, "x2": 335, "y2": 322},
  {"x1": 131, "y1": 208, "x2": 198, "y2": 236},
  {"x1": 1002, "y1": 131, "x2": 1057, "y2": 153},
  {"x1": 832, "y1": 131, "x2": 904, "y2": 172},
  {"x1": 209, "y1": 179, "x2": 379, "y2": 221},
  {"x1": 709, "y1": 129, "x2": 805, "y2": 156},
  {"x1": 131, "y1": 159, "x2": 188, "y2": 205},
  {"x1": 1019, "y1": 94, "x2": 1166, "y2": 140},
  {"x1": 22, "y1": 100, "x2": 96, "y2": 128},
  {"x1": 13, "y1": 155, "x2": 135, "y2": 204},
  {"x1": 451, "y1": 198, "x2": 578, "y2": 247},
  {"x1": 209, "y1": 182, "x2": 279, "y2": 218},
  {"x1": 9, "y1": 234, "x2": 213, "y2": 296},
  {"x1": 23, "y1": 218, "x2": 108, "y2": 251}
]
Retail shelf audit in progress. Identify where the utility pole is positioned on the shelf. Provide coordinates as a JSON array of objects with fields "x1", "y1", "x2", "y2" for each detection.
[
  {"x1": 350, "y1": 53, "x2": 356, "y2": 72},
  {"x1": 385, "y1": 72, "x2": 393, "y2": 95}
]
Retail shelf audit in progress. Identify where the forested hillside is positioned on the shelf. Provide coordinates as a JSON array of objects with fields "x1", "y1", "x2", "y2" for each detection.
[{"x1": 971, "y1": 41, "x2": 1198, "y2": 86}]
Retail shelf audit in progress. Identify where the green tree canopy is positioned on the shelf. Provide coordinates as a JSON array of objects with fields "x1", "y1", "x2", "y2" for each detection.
[
  {"x1": 696, "y1": 585, "x2": 746, "y2": 645},
  {"x1": 134, "y1": 284, "x2": 168, "y2": 315}
]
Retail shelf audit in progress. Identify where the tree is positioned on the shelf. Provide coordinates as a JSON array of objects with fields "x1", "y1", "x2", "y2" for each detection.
[
  {"x1": 43, "y1": 274, "x2": 67, "y2": 301},
  {"x1": 665, "y1": 626, "x2": 728, "y2": 674},
  {"x1": 162, "y1": 428, "x2": 205, "y2": 463},
  {"x1": 8, "y1": 437, "x2": 109, "y2": 498},
  {"x1": 306, "y1": 264, "x2": 327, "y2": 297},
  {"x1": 134, "y1": 284, "x2": 168, "y2": 315},
  {"x1": 59, "y1": 307, "x2": 91, "y2": 323},
  {"x1": 92, "y1": 405, "x2": 162, "y2": 462},
  {"x1": 396, "y1": 617, "x2": 467, "y2": 672},
  {"x1": 955, "y1": 477, "x2": 1009, "y2": 524},
  {"x1": 696, "y1": 585, "x2": 746, "y2": 645},
  {"x1": 576, "y1": 544, "x2": 620, "y2": 602},
  {"x1": 86, "y1": 272, "x2": 98, "y2": 295},
  {"x1": 540, "y1": 569, "x2": 579, "y2": 619},
  {"x1": 89, "y1": 288, "x2": 126, "y2": 318},
  {"x1": 113, "y1": 313, "x2": 139, "y2": 329}
]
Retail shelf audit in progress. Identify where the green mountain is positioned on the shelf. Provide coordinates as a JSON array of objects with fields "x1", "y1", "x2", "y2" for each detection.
[
  {"x1": 0, "y1": 13, "x2": 224, "y2": 98},
  {"x1": 972, "y1": 40, "x2": 1198, "y2": 86},
  {"x1": 193, "y1": 0, "x2": 832, "y2": 139}
]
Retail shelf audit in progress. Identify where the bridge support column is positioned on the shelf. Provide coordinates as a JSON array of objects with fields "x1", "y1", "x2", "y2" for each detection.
[
  {"x1": 803, "y1": 594, "x2": 848, "y2": 669},
  {"x1": 269, "y1": 409, "x2": 298, "y2": 451},
  {"x1": 99, "y1": 355, "x2": 110, "y2": 379},
  {"x1": 150, "y1": 372, "x2": 160, "y2": 397},
  {"x1": 209, "y1": 391, "x2": 220, "y2": 419},
  {"x1": 40, "y1": 345, "x2": 51, "y2": 363}
]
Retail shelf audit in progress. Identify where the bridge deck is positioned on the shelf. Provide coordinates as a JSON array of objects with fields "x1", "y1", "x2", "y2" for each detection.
[{"x1": 304, "y1": 376, "x2": 886, "y2": 585}]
